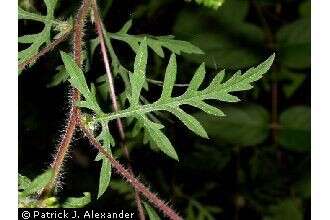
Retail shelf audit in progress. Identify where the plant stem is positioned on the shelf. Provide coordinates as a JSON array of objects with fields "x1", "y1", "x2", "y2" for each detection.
[
  {"x1": 36, "y1": 2, "x2": 181, "y2": 218},
  {"x1": 90, "y1": 0, "x2": 124, "y2": 139},
  {"x1": 251, "y1": 0, "x2": 282, "y2": 162},
  {"x1": 91, "y1": 1, "x2": 145, "y2": 219},
  {"x1": 79, "y1": 123, "x2": 183, "y2": 220},
  {"x1": 39, "y1": 0, "x2": 91, "y2": 198}
]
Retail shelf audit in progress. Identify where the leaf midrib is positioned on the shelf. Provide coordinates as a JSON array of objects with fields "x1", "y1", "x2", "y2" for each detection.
[
  {"x1": 18, "y1": 9, "x2": 62, "y2": 25},
  {"x1": 96, "y1": 87, "x2": 234, "y2": 122},
  {"x1": 96, "y1": 63, "x2": 265, "y2": 122}
]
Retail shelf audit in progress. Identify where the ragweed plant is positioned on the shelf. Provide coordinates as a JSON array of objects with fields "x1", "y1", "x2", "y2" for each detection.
[{"x1": 18, "y1": 0, "x2": 274, "y2": 219}]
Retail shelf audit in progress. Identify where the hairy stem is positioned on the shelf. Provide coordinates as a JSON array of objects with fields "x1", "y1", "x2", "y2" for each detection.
[
  {"x1": 18, "y1": 31, "x2": 72, "y2": 71},
  {"x1": 39, "y1": 0, "x2": 91, "y2": 198},
  {"x1": 36, "y1": 1, "x2": 181, "y2": 218},
  {"x1": 79, "y1": 123, "x2": 183, "y2": 220},
  {"x1": 91, "y1": 1, "x2": 145, "y2": 219}
]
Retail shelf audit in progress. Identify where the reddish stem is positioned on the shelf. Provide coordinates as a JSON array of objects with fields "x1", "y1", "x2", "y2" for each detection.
[
  {"x1": 36, "y1": 2, "x2": 181, "y2": 219},
  {"x1": 79, "y1": 123, "x2": 183, "y2": 220},
  {"x1": 39, "y1": 0, "x2": 91, "y2": 198},
  {"x1": 91, "y1": 1, "x2": 145, "y2": 219}
]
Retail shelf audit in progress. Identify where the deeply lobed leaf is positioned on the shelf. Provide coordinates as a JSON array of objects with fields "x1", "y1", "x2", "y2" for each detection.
[
  {"x1": 108, "y1": 20, "x2": 204, "y2": 58},
  {"x1": 93, "y1": 43, "x2": 274, "y2": 159},
  {"x1": 60, "y1": 51, "x2": 115, "y2": 199},
  {"x1": 63, "y1": 38, "x2": 274, "y2": 161},
  {"x1": 18, "y1": 0, "x2": 72, "y2": 71}
]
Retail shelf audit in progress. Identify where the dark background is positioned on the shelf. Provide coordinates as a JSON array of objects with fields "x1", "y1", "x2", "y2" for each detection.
[{"x1": 19, "y1": 0, "x2": 310, "y2": 219}]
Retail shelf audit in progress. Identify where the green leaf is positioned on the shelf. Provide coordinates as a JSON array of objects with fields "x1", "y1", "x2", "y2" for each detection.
[
  {"x1": 61, "y1": 52, "x2": 115, "y2": 197},
  {"x1": 194, "y1": 105, "x2": 270, "y2": 146},
  {"x1": 18, "y1": 0, "x2": 71, "y2": 70},
  {"x1": 95, "y1": 53, "x2": 274, "y2": 159},
  {"x1": 60, "y1": 52, "x2": 90, "y2": 98},
  {"x1": 169, "y1": 108, "x2": 208, "y2": 138},
  {"x1": 46, "y1": 65, "x2": 69, "y2": 87},
  {"x1": 19, "y1": 0, "x2": 37, "y2": 12},
  {"x1": 18, "y1": 6, "x2": 47, "y2": 22},
  {"x1": 95, "y1": 123, "x2": 114, "y2": 199},
  {"x1": 100, "y1": 0, "x2": 114, "y2": 17},
  {"x1": 89, "y1": 40, "x2": 273, "y2": 159},
  {"x1": 108, "y1": 21, "x2": 203, "y2": 58},
  {"x1": 96, "y1": 159, "x2": 111, "y2": 199},
  {"x1": 143, "y1": 202, "x2": 161, "y2": 220},
  {"x1": 140, "y1": 115, "x2": 179, "y2": 160},
  {"x1": 278, "y1": 106, "x2": 310, "y2": 152},
  {"x1": 187, "y1": 63, "x2": 206, "y2": 92},
  {"x1": 159, "y1": 54, "x2": 177, "y2": 101},
  {"x1": 22, "y1": 169, "x2": 54, "y2": 196},
  {"x1": 60, "y1": 51, "x2": 101, "y2": 113},
  {"x1": 276, "y1": 19, "x2": 310, "y2": 69},
  {"x1": 42, "y1": 197, "x2": 60, "y2": 208},
  {"x1": 62, "y1": 192, "x2": 91, "y2": 208},
  {"x1": 93, "y1": 19, "x2": 203, "y2": 106},
  {"x1": 130, "y1": 38, "x2": 148, "y2": 106},
  {"x1": 18, "y1": 174, "x2": 32, "y2": 190},
  {"x1": 118, "y1": 20, "x2": 132, "y2": 34}
]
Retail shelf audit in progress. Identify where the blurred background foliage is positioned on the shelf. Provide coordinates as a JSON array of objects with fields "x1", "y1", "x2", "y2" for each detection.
[{"x1": 19, "y1": 0, "x2": 310, "y2": 219}]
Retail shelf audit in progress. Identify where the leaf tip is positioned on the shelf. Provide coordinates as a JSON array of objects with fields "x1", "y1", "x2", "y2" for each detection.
[
  {"x1": 170, "y1": 151, "x2": 179, "y2": 161},
  {"x1": 269, "y1": 53, "x2": 276, "y2": 62},
  {"x1": 59, "y1": 50, "x2": 66, "y2": 58}
]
